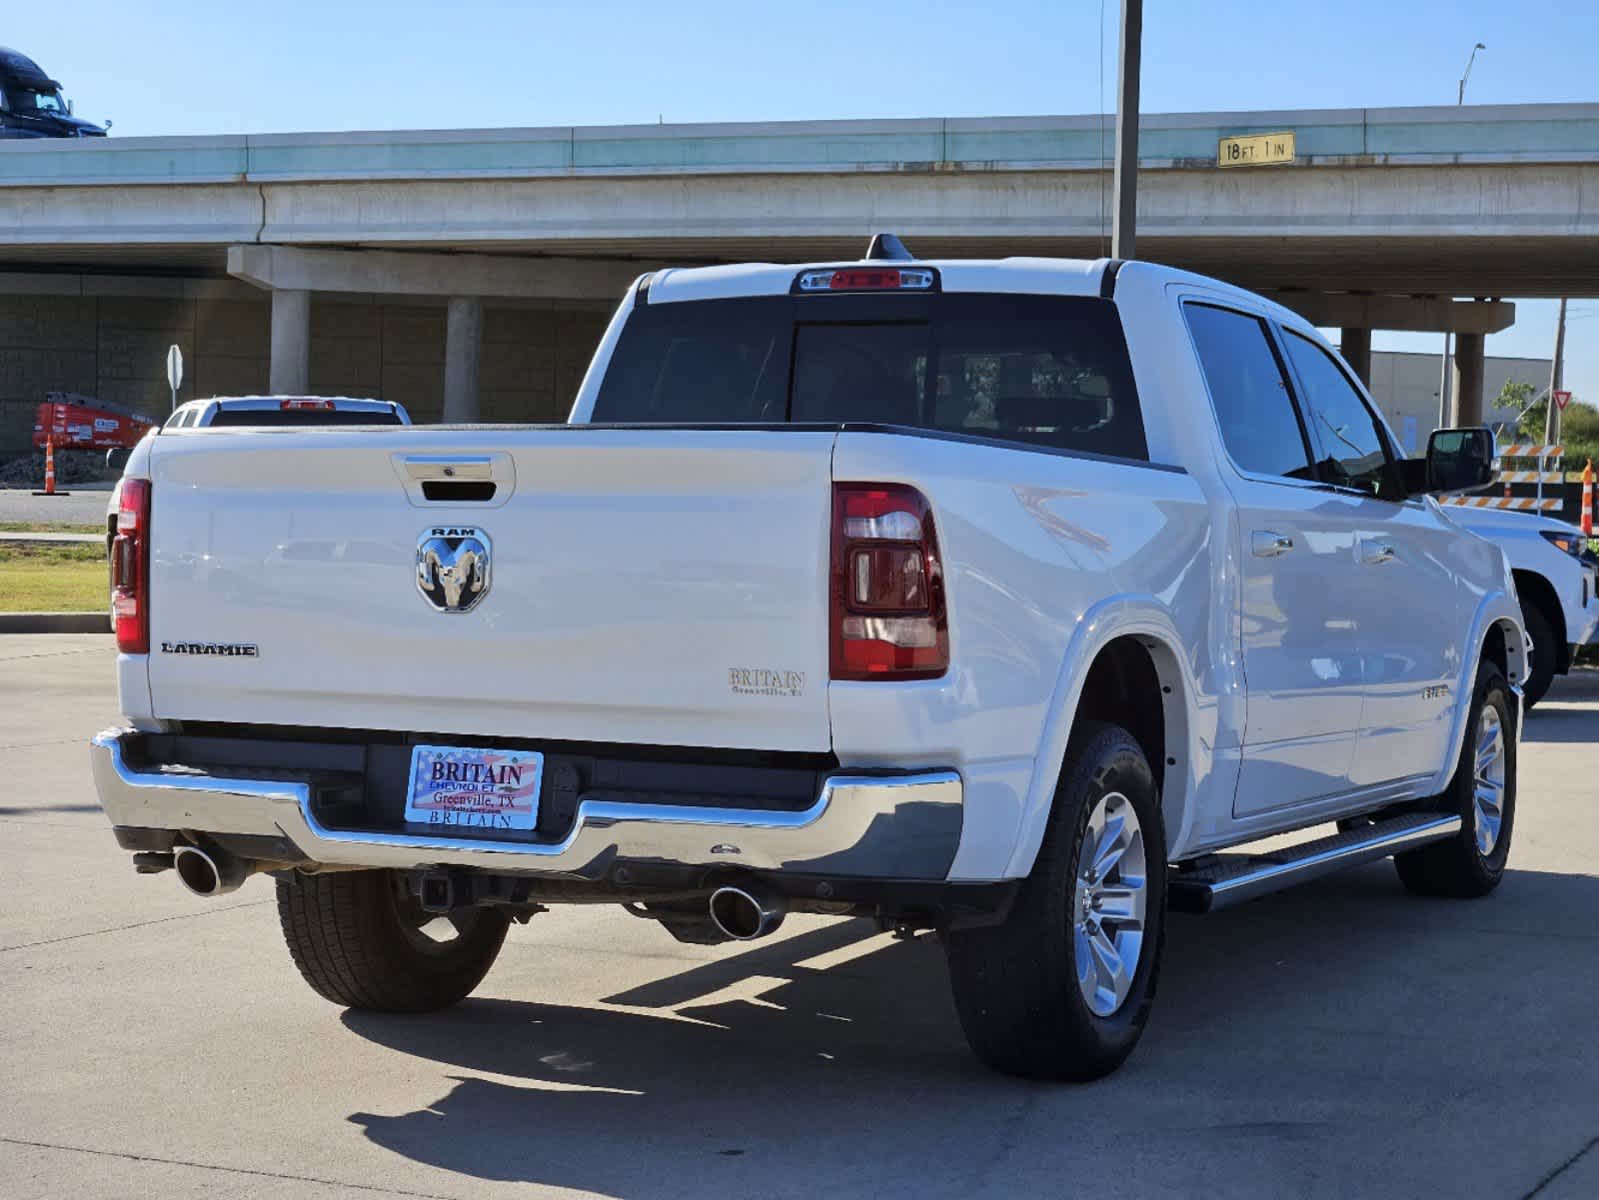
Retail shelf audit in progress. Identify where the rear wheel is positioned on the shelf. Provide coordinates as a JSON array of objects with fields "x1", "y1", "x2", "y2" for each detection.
[
  {"x1": 1521, "y1": 602, "x2": 1556, "y2": 711},
  {"x1": 276, "y1": 870, "x2": 509, "y2": 1012},
  {"x1": 1394, "y1": 661, "x2": 1515, "y2": 898},
  {"x1": 946, "y1": 721, "x2": 1166, "y2": 1081}
]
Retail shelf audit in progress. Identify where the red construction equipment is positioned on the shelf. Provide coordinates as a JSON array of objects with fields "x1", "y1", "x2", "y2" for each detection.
[{"x1": 31, "y1": 393, "x2": 157, "y2": 453}]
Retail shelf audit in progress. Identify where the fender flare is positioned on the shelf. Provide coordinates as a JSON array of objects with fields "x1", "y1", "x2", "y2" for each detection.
[
  {"x1": 1000, "y1": 593, "x2": 1206, "y2": 880},
  {"x1": 1425, "y1": 589, "x2": 1525, "y2": 796}
]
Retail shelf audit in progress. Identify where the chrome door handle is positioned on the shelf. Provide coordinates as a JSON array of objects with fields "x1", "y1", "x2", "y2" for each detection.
[
  {"x1": 1252, "y1": 530, "x2": 1294, "y2": 558},
  {"x1": 1360, "y1": 539, "x2": 1397, "y2": 564}
]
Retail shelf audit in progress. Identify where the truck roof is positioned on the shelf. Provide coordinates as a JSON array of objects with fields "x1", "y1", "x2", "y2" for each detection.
[
  {"x1": 642, "y1": 255, "x2": 1318, "y2": 335},
  {"x1": 0, "y1": 47, "x2": 59, "y2": 89},
  {"x1": 645, "y1": 258, "x2": 1109, "y2": 304},
  {"x1": 180, "y1": 395, "x2": 400, "y2": 411}
]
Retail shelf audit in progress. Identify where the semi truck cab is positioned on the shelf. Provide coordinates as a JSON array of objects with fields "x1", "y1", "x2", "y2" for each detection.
[{"x1": 0, "y1": 46, "x2": 108, "y2": 139}]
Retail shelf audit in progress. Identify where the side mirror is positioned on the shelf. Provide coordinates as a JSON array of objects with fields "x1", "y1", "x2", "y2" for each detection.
[
  {"x1": 1424, "y1": 427, "x2": 1495, "y2": 494},
  {"x1": 67, "y1": 98, "x2": 74, "y2": 114},
  {"x1": 105, "y1": 447, "x2": 130, "y2": 473}
]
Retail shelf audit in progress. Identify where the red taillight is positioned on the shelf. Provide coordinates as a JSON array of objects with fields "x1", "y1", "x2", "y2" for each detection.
[
  {"x1": 831, "y1": 483, "x2": 948, "y2": 681},
  {"x1": 112, "y1": 478, "x2": 150, "y2": 654},
  {"x1": 281, "y1": 398, "x2": 336, "y2": 410}
]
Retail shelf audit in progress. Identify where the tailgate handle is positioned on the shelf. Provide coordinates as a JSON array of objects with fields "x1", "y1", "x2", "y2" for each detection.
[
  {"x1": 391, "y1": 452, "x2": 515, "y2": 509},
  {"x1": 403, "y1": 455, "x2": 494, "y2": 481}
]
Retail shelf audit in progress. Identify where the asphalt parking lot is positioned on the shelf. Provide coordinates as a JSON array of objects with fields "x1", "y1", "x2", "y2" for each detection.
[
  {"x1": 0, "y1": 486, "x2": 114, "y2": 527},
  {"x1": 3, "y1": 634, "x2": 1598, "y2": 1199}
]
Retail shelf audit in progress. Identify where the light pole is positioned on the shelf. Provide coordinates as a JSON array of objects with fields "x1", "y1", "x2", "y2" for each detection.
[
  {"x1": 1458, "y1": 42, "x2": 1486, "y2": 106},
  {"x1": 1110, "y1": 0, "x2": 1143, "y2": 260},
  {"x1": 1439, "y1": 42, "x2": 1486, "y2": 426}
]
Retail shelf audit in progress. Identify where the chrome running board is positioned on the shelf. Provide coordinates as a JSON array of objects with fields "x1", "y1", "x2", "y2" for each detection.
[{"x1": 1168, "y1": 812, "x2": 1463, "y2": 914}]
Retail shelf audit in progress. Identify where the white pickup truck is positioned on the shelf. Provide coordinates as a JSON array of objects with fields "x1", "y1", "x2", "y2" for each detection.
[
  {"x1": 1447, "y1": 506, "x2": 1598, "y2": 707},
  {"x1": 91, "y1": 247, "x2": 1526, "y2": 1080}
]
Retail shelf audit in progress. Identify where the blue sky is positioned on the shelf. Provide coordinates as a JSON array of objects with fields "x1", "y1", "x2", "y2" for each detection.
[{"x1": 8, "y1": 0, "x2": 1596, "y2": 418}]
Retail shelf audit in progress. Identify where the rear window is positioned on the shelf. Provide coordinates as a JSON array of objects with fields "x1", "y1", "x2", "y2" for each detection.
[
  {"x1": 206, "y1": 408, "x2": 403, "y2": 427},
  {"x1": 592, "y1": 293, "x2": 1147, "y2": 460}
]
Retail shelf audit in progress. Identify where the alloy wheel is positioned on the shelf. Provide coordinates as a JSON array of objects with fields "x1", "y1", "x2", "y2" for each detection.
[{"x1": 1072, "y1": 790, "x2": 1148, "y2": 1017}]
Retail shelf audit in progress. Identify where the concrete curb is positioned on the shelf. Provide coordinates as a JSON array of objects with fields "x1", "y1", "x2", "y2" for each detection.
[
  {"x1": 0, "y1": 612, "x2": 111, "y2": 634},
  {"x1": 0, "y1": 532, "x2": 103, "y2": 544}
]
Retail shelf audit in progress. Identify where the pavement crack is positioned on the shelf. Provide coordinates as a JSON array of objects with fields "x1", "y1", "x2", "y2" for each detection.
[
  {"x1": 1525, "y1": 1130, "x2": 1599, "y2": 1198},
  {"x1": 0, "y1": 647, "x2": 107, "y2": 663},
  {"x1": 0, "y1": 899, "x2": 273, "y2": 953},
  {"x1": 0, "y1": 736, "x2": 97, "y2": 751},
  {"x1": 0, "y1": 1135, "x2": 459, "y2": 1199}
]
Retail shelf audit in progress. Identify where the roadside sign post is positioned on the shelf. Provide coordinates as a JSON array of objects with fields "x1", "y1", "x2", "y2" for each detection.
[{"x1": 166, "y1": 344, "x2": 183, "y2": 414}]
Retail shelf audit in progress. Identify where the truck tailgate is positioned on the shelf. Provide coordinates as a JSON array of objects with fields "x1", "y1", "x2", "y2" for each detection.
[{"x1": 142, "y1": 427, "x2": 836, "y2": 752}]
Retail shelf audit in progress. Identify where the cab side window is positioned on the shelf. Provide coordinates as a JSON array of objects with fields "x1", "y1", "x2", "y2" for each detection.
[
  {"x1": 1184, "y1": 303, "x2": 1314, "y2": 482},
  {"x1": 1281, "y1": 331, "x2": 1394, "y2": 498}
]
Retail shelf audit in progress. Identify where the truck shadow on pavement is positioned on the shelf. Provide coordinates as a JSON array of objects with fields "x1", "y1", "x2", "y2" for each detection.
[
  {"x1": 0, "y1": 802, "x2": 102, "y2": 816},
  {"x1": 341, "y1": 865, "x2": 1599, "y2": 1196},
  {"x1": 1520, "y1": 697, "x2": 1599, "y2": 744}
]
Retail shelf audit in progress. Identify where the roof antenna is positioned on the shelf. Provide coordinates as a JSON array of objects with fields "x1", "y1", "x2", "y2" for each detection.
[{"x1": 864, "y1": 233, "x2": 915, "y2": 261}]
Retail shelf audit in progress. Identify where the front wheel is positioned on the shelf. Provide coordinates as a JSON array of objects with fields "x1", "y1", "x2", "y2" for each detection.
[
  {"x1": 946, "y1": 721, "x2": 1166, "y2": 1081},
  {"x1": 276, "y1": 870, "x2": 509, "y2": 1012},
  {"x1": 1394, "y1": 660, "x2": 1516, "y2": 898}
]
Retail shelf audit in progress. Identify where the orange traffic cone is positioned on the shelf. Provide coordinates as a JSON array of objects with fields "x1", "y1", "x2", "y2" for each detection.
[
  {"x1": 1582, "y1": 459, "x2": 1594, "y2": 537},
  {"x1": 31, "y1": 436, "x2": 69, "y2": 497}
]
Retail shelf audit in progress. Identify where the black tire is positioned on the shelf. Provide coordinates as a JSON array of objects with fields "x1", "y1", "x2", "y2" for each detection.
[
  {"x1": 276, "y1": 870, "x2": 509, "y2": 1012},
  {"x1": 1394, "y1": 661, "x2": 1516, "y2": 898},
  {"x1": 946, "y1": 721, "x2": 1166, "y2": 1081},
  {"x1": 1521, "y1": 602, "x2": 1556, "y2": 711}
]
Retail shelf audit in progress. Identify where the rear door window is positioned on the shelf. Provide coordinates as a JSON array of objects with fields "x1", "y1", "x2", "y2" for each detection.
[
  {"x1": 594, "y1": 292, "x2": 1147, "y2": 461},
  {"x1": 1184, "y1": 303, "x2": 1315, "y2": 482}
]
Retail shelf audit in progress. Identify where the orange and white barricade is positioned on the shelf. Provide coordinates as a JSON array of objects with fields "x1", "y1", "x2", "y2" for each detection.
[{"x1": 1442, "y1": 443, "x2": 1564, "y2": 513}]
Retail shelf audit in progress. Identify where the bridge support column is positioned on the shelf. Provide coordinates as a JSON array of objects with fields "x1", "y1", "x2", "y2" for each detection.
[
  {"x1": 1339, "y1": 327, "x2": 1372, "y2": 386},
  {"x1": 1452, "y1": 332, "x2": 1486, "y2": 427},
  {"x1": 269, "y1": 289, "x2": 311, "y2": 395},
  {"x1": 443, "y1": 296, "x2": 483, "y2": 423}
]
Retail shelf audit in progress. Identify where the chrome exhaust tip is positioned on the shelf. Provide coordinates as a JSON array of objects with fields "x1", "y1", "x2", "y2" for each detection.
[
  {"x1": 173, "y1": 844, "x2": 248, "y2": 897},
  {"x1": 708, "y1": 884, "x2": 786, "y2": 941}
]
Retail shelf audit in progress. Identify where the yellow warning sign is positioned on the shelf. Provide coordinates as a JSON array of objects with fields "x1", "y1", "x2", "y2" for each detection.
[{"x1": 1217, "y1": 131, "x2": 1296, "y2": 168}]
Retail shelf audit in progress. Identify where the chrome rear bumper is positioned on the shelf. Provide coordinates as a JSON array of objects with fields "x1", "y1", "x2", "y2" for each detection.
[{"x1": 90, "y1": 729, "x2": 963, "y2": 881}]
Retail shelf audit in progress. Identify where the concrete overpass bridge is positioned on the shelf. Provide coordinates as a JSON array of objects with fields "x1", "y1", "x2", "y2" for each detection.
[{"x1": 1, "y1": 102, "x2": 1595, "y2": 440}]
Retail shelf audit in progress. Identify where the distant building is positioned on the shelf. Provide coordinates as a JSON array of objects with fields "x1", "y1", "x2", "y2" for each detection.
[{"x1": 1367, "y1": 351, "x2": 1550, "y2": 454}]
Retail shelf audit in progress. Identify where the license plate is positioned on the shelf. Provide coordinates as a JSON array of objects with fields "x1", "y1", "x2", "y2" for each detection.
[{"x1": 404, "y1": 744, "x2": 544, "y2": 832}]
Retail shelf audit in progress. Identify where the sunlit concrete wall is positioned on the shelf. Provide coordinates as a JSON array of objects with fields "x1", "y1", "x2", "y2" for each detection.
[{"x1": 0, "y1": 289, "x2": 610, "y2": 461}]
